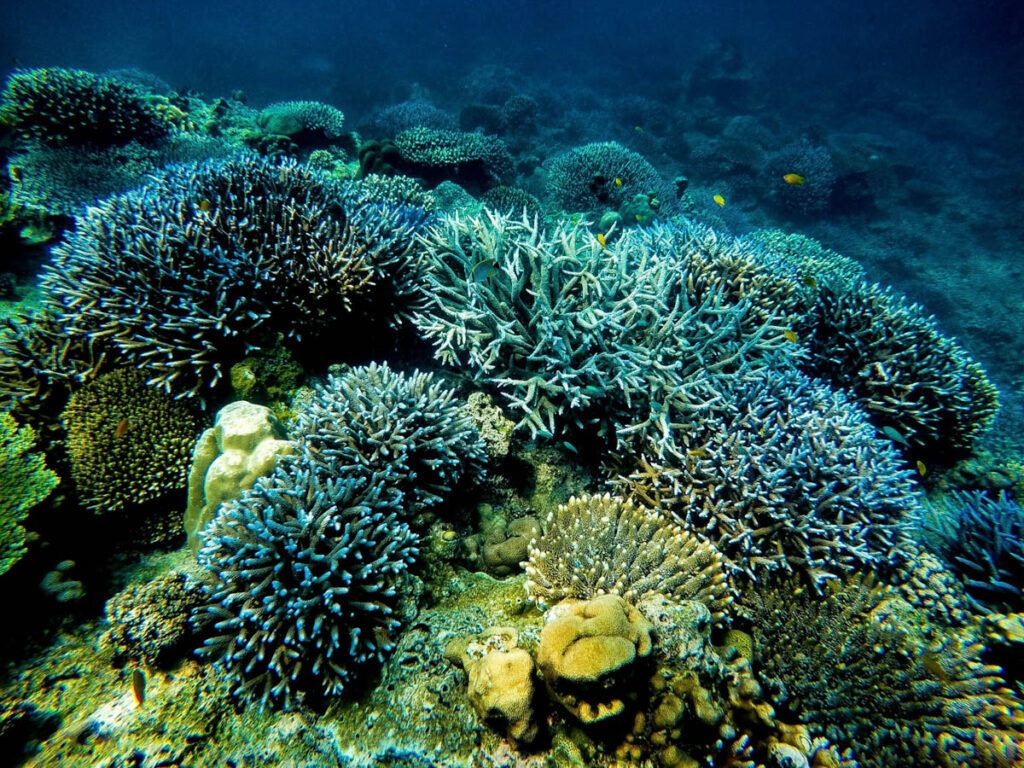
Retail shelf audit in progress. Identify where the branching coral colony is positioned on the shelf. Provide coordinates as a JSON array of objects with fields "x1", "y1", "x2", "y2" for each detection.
[{"x1": 0, "y1": 64, "x2": 1020, "y2": 768}]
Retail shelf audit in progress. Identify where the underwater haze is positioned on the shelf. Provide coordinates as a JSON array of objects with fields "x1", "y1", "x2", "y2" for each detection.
[{"x1": 2, "y1": 1, "x2": 1024, "y2": 767}]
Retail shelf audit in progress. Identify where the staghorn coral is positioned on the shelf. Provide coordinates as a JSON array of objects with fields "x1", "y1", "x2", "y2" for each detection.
[
  {"x1": 40, "y1": 155, "x2": 422, "y2": 399},
  {"x1": 394, "y1": 126, "x2": 512, "y2": 190},
  {"x1": 104, "y1": 570, "x2": 204, "y2": 667},
  {"x1": 61, "y1": 368, "x2": 200, "y2": 513},
  {"x1": 413, "y1": 212, "x2": 794, "y2": 445},
  {"x1": 295, "y1": 362, "x2": 487, "y2": 520},
  {"x1": 545, "y1": 141, "x2": 673, "y2": 215},
  {"x1": 0, "y1": 67, "x2": 170, "y2": 147},
  {"x1": 0, "y1": 411, "x2": 59, "y2": 575},
  {"x1": 798, "y1": 282, "x2": 999, "y2": 456},
  {"x1": 349, "y1": 173, "x2": 436, "y2": 211},
  {"x1": 914, "y1": 490, "x2": 1024, "y2": 613},
  {"x1": 257, "y1": 100, "x2": 346, "y2": 140},
  {"x1": 619, "y1": 366, "x2": 919, "y2": 580},
  {"x1": 195, "y1": 446, "x2": 419, "y2": 709},
  {"x1": 749, "y1": 575, "x2": 1024, "y2": 768},
  {"x1": 524, "y1": 494, "x2": 733, "y2": 623}
]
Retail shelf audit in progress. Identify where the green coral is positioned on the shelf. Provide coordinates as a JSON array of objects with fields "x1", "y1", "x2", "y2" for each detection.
[{"x1": 0, "y1": 411, "x2": 59, "y2": 575}]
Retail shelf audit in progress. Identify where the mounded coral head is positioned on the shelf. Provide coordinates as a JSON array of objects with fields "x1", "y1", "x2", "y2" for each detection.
[
  {"x1": 763, "y1": 138, "x2": 836, "y2": 216},
  {"x1": 537, "y1": 594, "x2": 653, "y2": 725},
  {"x1": 61, "y1": 368, "x2": 200, "y2": 514},
  {"x1": 41, "y1": 155, "x2": 422, "y2": 399},
  {"x1": 799, "y1": 282, "x2": 999, "y2": 456},
  {"x1": 525, "y1": 493, "x2": 733, "y2": 624},
  {"x1": 105, "y1": 571, "x2": 204, "y2": 667},
  {"x1": 195, "y1": 447, "x2": 419, "y2": 709},
  {"x1": 0, "y1": 67, "x2": 171, "y2": 147},
  {"x1": 394, "y1": 126, "x2": 512, "y2": 190},
  {"x1": 545, "y1": 141, "x2": 673, "y2": 215}
]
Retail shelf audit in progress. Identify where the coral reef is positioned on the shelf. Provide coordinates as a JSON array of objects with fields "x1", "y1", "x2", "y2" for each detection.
[
  {"x1": 195, "y1": 447, "x2": 420, "y2": 709},
  {"x1": 183, "y1": 400, "x2": 295, "y2": 552},
  {"x1": 257, "y1": 100, "x2": 346, "y2": 140},
  {"x1": 294, "y1": 362, "x2": 487, "y2": 522},
  {"x1": 414, "y1": 213, "x2": 793, "y2": 446},
  {"x1": 40, "y1": 155, "x2": 422, "y2": 399},
  {"x1": 763, "y1": 138, "x2": 836, "y2": 215},
  {"x1": 524, "y1": 494, "x2": 733, "y2": 622},
  {"x1": 369, "y1": 100, "x2": 457, "y2": 137},
  {"x1": 545, "y1": 141, "x2": 672, "y2": 215},
  {"x1": 537, "y1": 594, "x2": 653, "y2": 725},
  {"x1": 61, "y1": 368, "x2": 200, "y2": 514},
  {"x1": 618, "y1": 366, "x2": 919, "y2": 579},
  {"x1": 480, "y1": 184, "x2": 541, "y2": 218},
  {"x1": 393, "y1": 126, "x2": 513, "y2": 191},
  {"x1": 0, "y1": 411, "x2": 59, "y2": 575},
  {"x1": 104, "y1": 570, "x2": 205, "y2": 667},
  {"x1": 914, "y1": 490, "x2": 1024, "y2": 613},
  {"x1": 741, "y1": 228, "x2": 866, "y2": 296},
  {"x1": 0, "y1": 67, "x2": 170, "y2": 147},
  {"x1": 798, "y1": 281, "x2": 1000, "y2": 456},
  {"x1": 750, "y1": 575, "x2": 1024, "y2": 768}
]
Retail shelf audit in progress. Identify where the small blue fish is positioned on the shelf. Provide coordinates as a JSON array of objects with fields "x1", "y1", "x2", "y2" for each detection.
[
  {"x1": 469, "y1": 258, "x2": 497, "y2": 283},
  {"x1": 881, "y1": 426, "x2": 909, "y2": 446}
]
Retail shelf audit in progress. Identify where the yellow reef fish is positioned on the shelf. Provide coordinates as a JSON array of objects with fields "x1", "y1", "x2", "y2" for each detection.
[
  {"x1": 783, "y1": 329, "x2": 798, "y2": 343},
  {"x1": 634, "y1": 126, "x2": 643, "y2": 132},
  {"x1": 596, "y1": 233, "x2": 607, "y2": 249},
  {"x1": 114, "y1": 418, "x2": 129, "y2": 439},
  {"x1": 916, "y1": 460, "x2": 927, "y2": 476},
  {"x1": 198, "y1": 198, "x2": 212, "y2": 212},
  {"x1": 470, "y1": 258, "x2": 497, "y2": 283},
  {"x1": 8, "y1": 165, "x2": 22, "y2": 184},
  {"x1": 131, "y1": 668, "x2": 146, "y2": 706},
  {"x1": 802, "y1": 275, "x2": 818, "y2": 289},
  {"x1": 713, "y1": 194, "x2": 725, "y2": 207},
  {"x1": 783, "y1": 173, "x2": 805, "y2": 186},
  {"x1": 613, "y1": 177, "x2": 623, "y2": 188}
]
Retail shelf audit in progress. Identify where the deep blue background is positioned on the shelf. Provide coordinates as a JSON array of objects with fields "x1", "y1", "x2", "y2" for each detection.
[{"x1": 2, "y1": 0, "x2": 1020, "y2": 116}]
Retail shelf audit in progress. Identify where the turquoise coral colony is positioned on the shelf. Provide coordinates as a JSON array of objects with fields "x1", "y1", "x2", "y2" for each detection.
[{"x1": 0, "y1": 64, "x2": 1021, "y2": 768}]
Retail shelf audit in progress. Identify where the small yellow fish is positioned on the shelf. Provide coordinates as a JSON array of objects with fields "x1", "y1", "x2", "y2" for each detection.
[
  {"x1": 634, "y1": 126, "x2": 643, "y2": 132},
  {"x1": 596, "y1": 232, "x2": 607, "y2": 249},
  {"x1": 713, "y1": 194, "x2": 725, "y2": 207},
  {"x1": 131, "y1": 668, "x2": 146, "y2": 706},
  {"x1": 922, "y1": 652, "x2": 950, "y2": 683},
  {"x1": 687, "y1": 447, "x2": 710, "y2": 458},
  {"x1": 114, "y1": 418, "x2": 129, "y2": 439},
  {"x1": 783, "y1": 329, "x2": 798, "y2": 343},
  {"x1": 783, "y1": 173, "x2": 805, "y2": 186},
  {"x1": 613, "y1": 178, "x2": 623, "y2": 188},
  {"x1": 635, "y1": 214, "x2": 645, "y2": 223},
  {"x1": 8, "y1": 165, "x2": 22, "y2": 184},
  {"x1": 198, "y1": 198, "x2": 212, "y2": 212},
  {"x1": 916, "y1": 460, "x2": 927, "y2": 477},
  {"x1": 802, "y1": 275, "x2": 818, "y2": 289}
]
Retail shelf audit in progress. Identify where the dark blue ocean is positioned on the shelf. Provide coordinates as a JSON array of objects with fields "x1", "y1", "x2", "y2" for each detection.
[{"x1": 2, "y1": 2, "x2": 1024, "y2": 766}]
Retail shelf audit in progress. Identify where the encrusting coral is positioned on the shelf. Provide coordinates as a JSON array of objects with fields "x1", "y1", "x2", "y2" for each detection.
[
  {"x1": 61, "y1": 368, "x2": 200, "y2": 514},
  {"x1": 0, "y1": 410, "x2": 59, "y2": 575},
  {"x1": 524, "y1": 493, "x2": 733, "y2": 624}
]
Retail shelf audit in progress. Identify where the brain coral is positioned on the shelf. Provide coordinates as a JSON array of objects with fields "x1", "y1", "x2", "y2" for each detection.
[
  {"x1": 196, "y1": 447, "x2": 419, "y2": 709},
  {"x1": 798, "y1": 282, "x2": 999, "y2": 456},
  {"x1": 295, "y1": 362, "x2": 487, "y2": 520},
  {"x1": 0, "y1": 67, "x2": 170, "y2": 147},
  {"x1": 40, "y1": 155, "x2": 423, "y2": 400},
  {"x1": 524, "y1": 494, "x2": 733, "y2": 624},
  {"x1": 545, "y1": 141, "x2": 673, "y2": 214},
  {"x1": 61, "y1": 368, "x2": 201, "y2": 513},
  {"x1": 750, "y1": 575, "x2": 1024, "y2": 768},
  {"x1": 620, "y1": 366, "x2": 919, "y2": 580}
]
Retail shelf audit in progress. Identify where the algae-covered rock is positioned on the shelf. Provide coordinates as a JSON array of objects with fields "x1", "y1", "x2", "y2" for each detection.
[{"x1": 183, "y1": 401, "x2": 295, "y2": 552}]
